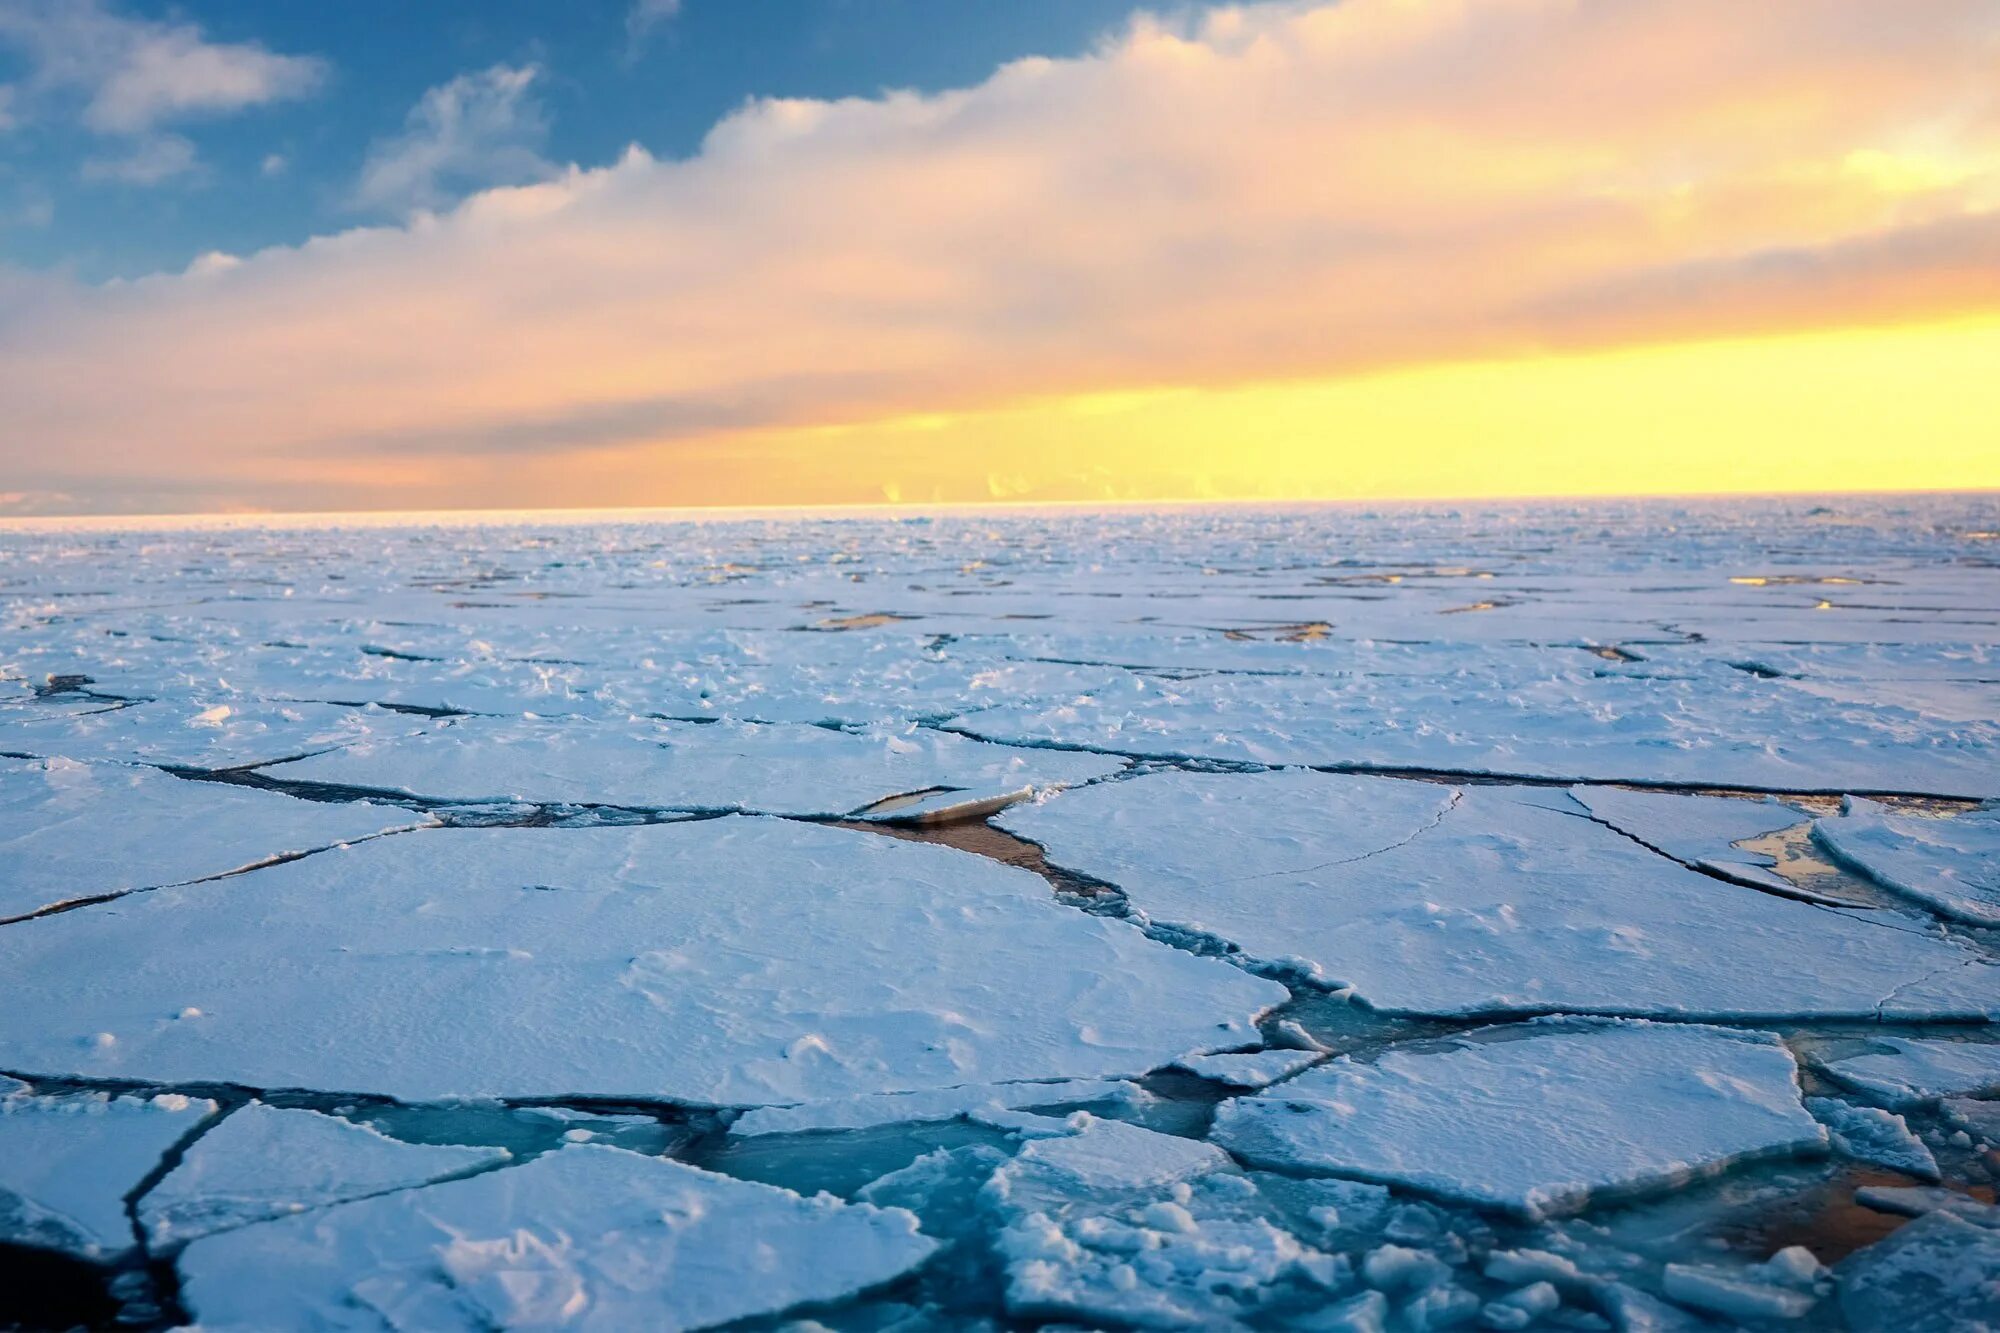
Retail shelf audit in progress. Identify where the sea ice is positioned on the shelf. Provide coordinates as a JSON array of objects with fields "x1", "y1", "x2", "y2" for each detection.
[
  {"x1": 1173, "y1": 1048, "x2": 1322, "y2": 1088},
  {"x1": 1815, "y1": 1037, "x2": 2000, "y2": 1108},
  {"x1": 175, "y1": 1144, "x2": 938, "y2": 1331},
  {"x1": 1805, "y1": 1098, "x2": 1940, "y2": 1181},
  {"x1": 1212, "y1": 1023, "x2": 1825, "y2": 1219},
  {"x1": 0, "y1": 755, "x2": 424, "y2": 921},
  {"x1": 0, "y1": 697, "x2": 426, "y2": 770},
  {"x1": 999, "y1": 770, "x2": 1997, "y2": 1020},
  {"x1": 729, "y1": 1078, "x2": 1150, "y2": 1138},
  {"x1": 0, "y1": 818, "x2": 1282, "y2": 1103},
  {"x1": 1814, "y1": 797, "x2": 2000, "y2": 925},
  {"x1": 0, "y1": 1091, "x2": 216, "y2": 1259},
  {"x1": 138, "y1": 1102, "x2": 510, "y2": 1247},
  {"x1": 1837, "y1": 1211, "x2": 2000, "y2": 1333},
  {"x1": 1567, "y1": 785, "x2": 1804, "y2": 891}
]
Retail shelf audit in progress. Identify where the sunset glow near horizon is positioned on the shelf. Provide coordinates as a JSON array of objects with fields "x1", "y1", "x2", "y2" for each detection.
[{"x1": 3, "y1": 0, "x2": 1998, "y2": 515}]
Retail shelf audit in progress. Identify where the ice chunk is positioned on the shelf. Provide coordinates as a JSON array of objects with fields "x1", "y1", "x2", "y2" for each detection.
[
  {"x1": 730, "y1": 1078, "x2": 1149, "y2": 1138},
  {"x1": 1853, "y1": 1184, "x2": 2000, "y2": 1226},
  {"x1": 0, "y1": 756, "x2": 424, "y2": 921},
  {"x1": 1815, "y1": 1037, "x2": 2000, "y2": 1108},
  {"x1": 265, "y1": 715, "x2": 1119, "y2": 817},
  {"x1": 999, "y1": 771, "x2": 1997, "y2": 1021},
  {"x1": 0, "y1": 1092, "x2": 216, "y2": 1259},
  {"x1": 1479, "y1": 1281, "x2": 1560, "y2": 1330},
  {"x1": 176, "y1": 1144, "x2": 937, "y2": 1331},
  {"x1": 1213, "y1": 1022, "x2": 1825, "y2": 1219},
  {"x1": 1944, "y1": 1098, "x2": 2000, "y2": 1146},
  {"x1": 1172, "y1": 1048, "x2": 1321, "y2": 1088},
  {"x1": 1806, "y1": 1097, "x2": 1940, "y2": 1181},
  {"x1": 1836, "y1": 1211, "x2": 2000, "y2": 1333},
  {"x1": 1815, "y1": 797, "x2": 2000, "y2": 926},
  {"x1": 1660, "y1": 1263, "x2": 1820, "y2": 1321},
  {"x1": 138, "y1": 1103, "x2": 509, "y2": 1247},
  {"x1": 0, "y1": 818, "x2": 1282, "y2": 1103}
]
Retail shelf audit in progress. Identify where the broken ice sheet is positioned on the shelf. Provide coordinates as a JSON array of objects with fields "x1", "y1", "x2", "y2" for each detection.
[
  {"x1": 262, "y1": 714, "x2": 1120, "y2": 816},
  {"x1": 0, "y1": 1092, "x2": 216, "y2": 1260},
  {"x1": 728, "y1": 1078, "x2": 1150, "y2": 1139},
  {"x1": 0, "y1": 818, "x2": 1282, "y2": 1103},
  {"x1": 175, "y1": 1144, "x2": 937, "y2": 1332},
  {"x1": 1566, "y1": 784, "x2": 1806, "y2": 893},
  {"x1": 0, "y1": 697, "x2": 427, "y2": 770},
  {"x1": 138, "y1": 1102, "x2": 510, "y2": 1248},
  {"x1": 1837, "y1": 1211, "x2": 2000, "y2": 1333},
  {"x1": 0, "y1": 755, "x2": 426, "y2": 921},
  {"x1": 1172, "y1": 1048, "x2": 1322, "y2": 1088},
  {"x1": 1815, "y1": 796, "x2": 2000, "y2": 926},
  {"x1": 1814, "y1": 1037, "x2": 2000, "y2": 1109},
  {"x1": 998, "y1": 769, "x2": 1998, "y2": 1021},
  {"x1": 1213, "y1": 1022, "x2": 1826, "y2": 1220},
  {"x1": 1805, "y1": 1098, "x2": 1940, "y2": 1181}
]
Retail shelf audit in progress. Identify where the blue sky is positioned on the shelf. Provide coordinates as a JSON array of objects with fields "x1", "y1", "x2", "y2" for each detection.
[{"x1": 0, "y1": 0, "x2": 1145, "y2": 279}]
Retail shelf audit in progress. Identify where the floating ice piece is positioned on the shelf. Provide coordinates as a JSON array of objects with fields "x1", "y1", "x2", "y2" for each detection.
[
  {"x1": 0, "y1": 756, "x2": 424, "y2": 921},
  {"x1": 1660, "y1": 1263, "x2": 1820, "y2": 1321},
  {"x1": 176, "y1": 1144, "x2": 937, "y2": 1332},
  {"x1": 1172, "y1": 1048, "x2": 1321, "y2": 1088},
  {"x1": 1806, "y1": 1098, "x2": 1939, "y2": 1181},
  {"x1": 1837, "y1": 1212, "x2": 2000, "y2": 1333},
  {"x1": 0, "y1": 1092, "x2": 216, "y2": 1259},
  {"x1": 1568, "y1": 786, "x2": 1806, "y2": 892},
  {"x1": 1853, "y1": 1185, "x2": 2000, "y2": 1226},
  {"x1": 138, "y1": 1103, "x2": 509, "y2": 1247},
  {"x1": 999, "y1": 771, "x2": 1997, "y2": 1020},
  {"x1": 982, "y1": 1115, "x2": 1344, "y2": 1327},
  {"x1": 1815, "y1": 1038, "x2": 2000, "y2": 1109},
  {"x1": 1480, "y1": 1281, "x2": 1561, "y2": 1330},
  {"x1": 1815, "y1": 797, "x2": 2000, "y2": 926},
  {"x1": 1213, "y1": 1023, "x2": 1825, "y2": 1219},
  {"x1": 1944, "y1": 1098, "x2": 2000, "y2": 1146},
  {"x1": 0, "y1": 819, "x2": 1282, "y2": 1103},
  {"x1": 730, "y1": 1078, "x2": 1149, "y2": 1138},
  {"x1": 265, "y1": 715, "x2": 1119, "y2": 816}
]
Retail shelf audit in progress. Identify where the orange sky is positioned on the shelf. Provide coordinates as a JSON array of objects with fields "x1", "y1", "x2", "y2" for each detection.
[{"x1": 3, "y1": 0, "x2": 1998, "y2": 514}]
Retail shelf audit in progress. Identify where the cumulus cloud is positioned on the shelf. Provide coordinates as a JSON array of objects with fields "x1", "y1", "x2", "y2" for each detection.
[
  {"x1": 1, "y1": 0, "x2": 1997, "y2": 510},
  {"x1": 355, "y1": 64, "x2": 555, "y2": 214}
]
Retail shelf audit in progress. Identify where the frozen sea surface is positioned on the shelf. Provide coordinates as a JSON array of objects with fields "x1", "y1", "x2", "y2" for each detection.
[{"x1": 2, "y1": 495, "x2": 1998, "y2": 1329}]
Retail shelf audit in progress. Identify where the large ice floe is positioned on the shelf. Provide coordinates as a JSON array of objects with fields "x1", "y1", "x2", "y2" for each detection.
[
  {"x1": 0, "y1": 1091, "x2": 217, "y2": 1260},
  {"x1": 1213, "y1": 1022, "x2": 1826, "y2": 1219},
  {"x1": 175, "y1": 1144, "x2": 938, "y2": 1331},
  {"x1": 999, "y1": 768, "x2": 1998, "y2": 1019},
  {"x1": 1815, "y1": 796, "x2": 2000, "y2": 925},
  {"x1": 0, "y1": 818, "x2": 1282, "y2": 1103},
  {"x1": 1813, "y1": 1036, "x2": 2000, "y2": 1109}
]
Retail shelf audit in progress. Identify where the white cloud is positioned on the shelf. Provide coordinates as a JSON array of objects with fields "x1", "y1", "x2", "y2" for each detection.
[
  {"x1": 627, "y1": 0, "x2": 684, "y2": 42},
  {"x1": 0, "y1": 0, "x2": 1996, "y2": 510},
  {"x1": 355, "y1": 64, "x2": 555, "y2": 214},
  {"x1": 79, "y1": 130, "x2": 195, "y2": 184}
]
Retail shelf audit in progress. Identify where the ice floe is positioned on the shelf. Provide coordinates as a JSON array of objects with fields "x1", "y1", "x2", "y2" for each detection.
[
  {"x1": 999, "y1": 769, "x2": 1998, "y2": 1020},
  {"x1": 1213, "y1": 1023, "x2": 1825, "y2": 1219},
  {"x1": 729, "y1": 1078, "x2": 1150, "y2": 1138},
  {"x1": 0, "y1": 818, "x2": 1282, "y2": 1103},
  {"x1": 1837, "y1": 1211, "x2": 2000, "y2": 1333},
  {"x1": 1815, "y1": 796, "x2": 2000, "y2": 925},
  {"x1": 1172, "y1": 1048, "x2": 1322, "y2": 1088},
  {"x1": 1814, "y1": 1038, "x2": 2000, "y2": 1108},
  {"x1": 138, "y1": 1102, "x2": 509, "y2": 1247},
  {"x1": 0, "y1": 1091, "x2": 216, "y2": 1259},
  {"x1": 175, "y1": 1143, "x2": 938, "y2": 1331},
  {"x1": 1806, "y1": 1097, "x2": 1940, "y2": 1180},
  {"x1": 1567, "y1": 785, "x2": 1806, "y2": 893}
]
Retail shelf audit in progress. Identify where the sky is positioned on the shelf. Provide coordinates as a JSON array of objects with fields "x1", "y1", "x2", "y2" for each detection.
[{"x1": 0, "y1": 0, "x2": 1996, "y2": 516}]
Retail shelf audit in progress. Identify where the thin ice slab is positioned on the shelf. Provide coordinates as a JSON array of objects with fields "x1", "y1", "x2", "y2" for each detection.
[
  {"x1": 0, "y1": 756, "x2": 424, "y2": 921},
  {"x1": 176, "y1": 1143, "x2": 937, "y2": 1331},
  {"x1": 1815, "y1": 797, "x2": 2000, "y2": 926},
  {"x1": 264, "y1": 715, "x2": 1120, "y2": 816},
  {"x1": 0, "y1": 818, "x2": 1282, "y2": 1104},
  {"x1": 139, "y1": 1103, "x2": 510, "y2": 1247},
  {"x1": 0, "y1": 1091, "x2": 216, "y2": 1260},
  {"x1": 1814, "y1": 1038, "x2": 2000, "y2": 1109},
  {"x1": 999, "y1": 770, "x2": 1998, "y2": 1020},
  {"x1": 1212, "y1": 1022, "x2": 1825, "y2": 1219}
]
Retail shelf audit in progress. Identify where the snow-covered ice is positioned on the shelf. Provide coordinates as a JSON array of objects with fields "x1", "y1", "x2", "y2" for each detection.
[
  {"x1": 1806, "y1": 1097, "x2": 1940, "y2": 1181},
  {"x1": 1213, "y1": 1023, "x2": 1826, "y2": 1219},
  {"x1": 1815, "y1": 796, "x2": 2000, "y2": 925},
  {"x1": 1173, "y1": 1048, "x2": 1322, "y2": 1088},
  {"x1": 0, "y1": 1092, "x2": 216, "y2": 1259},
  {"x1": 1566, "y1": 785, "x2": 1805, "y2": 893},
  {"x1": 175, "y1": 1144, "x2": 938, "y2": 1331},
  {"x1": 1837, "y1": 1211, "x2": 2000, "y2": 1333},
  {"x1": 729, "y1": 1077, "x2": 1150, "y2": 1138},
  {"x1": 137, "y1": 1102, "x2": 509, "y2": 1247},
  {"x1": 1814, "y1": 1037, "x2": 2000, "y2": 1108}
]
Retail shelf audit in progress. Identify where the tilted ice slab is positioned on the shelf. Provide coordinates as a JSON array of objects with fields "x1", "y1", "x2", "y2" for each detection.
[
  {"x1": 952, "y1": 664, "x2": 2000, "y2": 796},
  {"x1": 139, "y1": 1103, "x2": 509, "y2": 1248},
  {"x1": 0, "y1": 756, "x2": 424, "y2": 921},
  {"x1": 1815, "y1": 797, "x2": 2000, "y2": 926},
  {"x1": 0, "y1": 818, "x2": 1282, "y2": 1104},
  {"x1": 176, "y1": 1144, "x2": 937, "y2": 1332},
  {"x1": 1813, "y1": 1037, "x2": 2000, "y2": 1109},
  {"x1": 264, "y1": 714, "x2": 1121, "y2": 816},
  {"x1": 0, "y1": 698, "x2": 426, "y2": 770},
  {"x1": 1213, "y1": 1023, "x2": 1826, "y2": 1219},
  {"x1": 1567, "y1": 786, "x2": 1805, "y2": 894},
  {"x1": 0, "y1": 1092, "x2": 217, "y2": 1259},
  {"x1": 999, "y1": 770, "x2": 1997, "y2": 1020}
]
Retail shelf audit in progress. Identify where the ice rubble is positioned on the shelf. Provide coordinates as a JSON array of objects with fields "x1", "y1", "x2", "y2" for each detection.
[
  {"x1": 1805, "y1": 1097, "x2": 1940, "y2": 1180},
  {"x1": 262, "y1": 714, "x2": 1120, "y2": 816},
  {"x1": 175, "y1": 1144, "x2": 938, "y2": 1332},
  {"x1": 0, "y1": 818, "x2": 1283, "y2": 1103},
  {"x1": 1837, "y1": 1211, "x2": 2000, "y2": 1333},
  {"x1": 999, "y1": 769, "x2": 1997, "y2": 1020},
  {"x1": 138, "y1": 1102, "x2": 510, "y2": 1247},
  {"x1": 1814, "y1": 1037, "x2": 2000, "y2": 1108},
  {"x1": 1815, "y1": 796, "x2": 2000, "y2": 926},
  {"x1": 1212, "y1": 1023, "x2": 1826, "y2": 1219},
  {"x1": 0, "y1": 755, "x2": 424, "y2": 920},
  {"x1": 0, "y1": 1091, "x2": 216, "y2": 1259}
]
